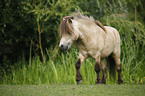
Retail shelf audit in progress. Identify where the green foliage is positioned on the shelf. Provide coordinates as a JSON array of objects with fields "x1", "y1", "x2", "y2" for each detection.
[
  {"x1": 23, "y1": 0, "x2": 81, "y2": 44},
  {"x1": 78, "y1": 0, "x2": 127, "y2": 19},
  {"x1": 0, "y1": 0, "x2": 36, "y2": 76},
  {"x1": 127, "y1": 0, "x2": 145, "y2": 24}
]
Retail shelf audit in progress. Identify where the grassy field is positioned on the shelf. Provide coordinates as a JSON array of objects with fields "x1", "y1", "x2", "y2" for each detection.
[{"x1": 0, "y1": 85, "x2": 145, "y2": 96}]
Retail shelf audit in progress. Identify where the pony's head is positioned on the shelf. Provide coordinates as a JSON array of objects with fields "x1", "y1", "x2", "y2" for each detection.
[{"x1": 59, "y1": 16, "x2": 79, "y2": 50}]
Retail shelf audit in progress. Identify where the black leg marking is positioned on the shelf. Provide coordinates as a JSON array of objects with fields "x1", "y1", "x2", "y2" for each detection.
[
  {"x1": 75, "y1": 59, "x2": 82, "y2": 84},
  {"x1": 117, "y1": 67, "x2": 123, "y2": 84},
  {"x1": 75, "y1": 59, "x2": 81, "y2": 69},
  {"x1": 95, "y1": 62, "x2": 101, "y2": 84}
]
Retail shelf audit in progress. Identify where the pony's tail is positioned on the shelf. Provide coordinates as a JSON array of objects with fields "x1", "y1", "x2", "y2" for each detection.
[
  {"x1": 95, "y1": 20, "x2": 106, "y2": 32},
  {"x1": 107, "y1": 55, "x2": 116, "y2": 81}
]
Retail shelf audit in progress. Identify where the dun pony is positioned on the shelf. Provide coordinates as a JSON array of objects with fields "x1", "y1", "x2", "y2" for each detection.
[{"x1": 59, "y1": 13, "x2": 123, "y2": 84}]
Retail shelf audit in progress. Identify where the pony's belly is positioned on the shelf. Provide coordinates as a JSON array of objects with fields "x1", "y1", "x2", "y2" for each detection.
[
  {"x1": 101, "y1": 46, "x2": 115, "y2": 58},
  {"x1": 101, "y1": 50, "x2": 113, "y2": 58}
]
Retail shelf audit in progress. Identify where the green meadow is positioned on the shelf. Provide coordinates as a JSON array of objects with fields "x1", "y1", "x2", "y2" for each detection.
[{"x1": 0, "y1": 85, "x2": 145, "y2": 96}]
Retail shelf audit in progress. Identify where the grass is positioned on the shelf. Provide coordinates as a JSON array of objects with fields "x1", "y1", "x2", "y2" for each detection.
[
  {"x1": 0, "y1": 85, "x2": 145, "y2": 96},
  {"x1": 1, "y1": 45, "x2": 145, "y2": 85}
]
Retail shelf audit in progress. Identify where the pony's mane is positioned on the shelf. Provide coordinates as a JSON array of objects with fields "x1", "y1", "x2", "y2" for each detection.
[
  {"x1": 59, "y1": 14, "x2": 106, "y2": 36},
  {"x1": 73, "y1": 14, "x2": 106, "y2": 32},
  {"x1": 59, "y1": 16, "x2": 74, "y2": 36}
]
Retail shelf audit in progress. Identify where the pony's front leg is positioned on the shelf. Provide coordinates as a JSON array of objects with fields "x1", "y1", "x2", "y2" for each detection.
[
  {"x1": 75, "y1": 53, "x2": 85, "y2": 84},
  {"x1": 94, "y1": 54, "x2": 101, "y2": 84}
]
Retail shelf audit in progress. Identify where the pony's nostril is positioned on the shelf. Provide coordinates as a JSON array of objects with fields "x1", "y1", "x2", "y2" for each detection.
[
  {"x1": 61, "y1": 45, "x2": 63, "y2": 48},
  {"x1": 59, "y1": 44, "x2": 69, "y2": 50}
]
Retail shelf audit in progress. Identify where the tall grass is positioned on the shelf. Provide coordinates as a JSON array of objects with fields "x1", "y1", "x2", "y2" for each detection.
[{"x1": 1, "y1": 14, "x2": 145, "y2": 85}]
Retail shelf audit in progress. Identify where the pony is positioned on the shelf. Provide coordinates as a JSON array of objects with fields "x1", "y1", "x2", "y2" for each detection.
[{"x1": 59, "y1": 14, "x2": 123, "y2": 84}]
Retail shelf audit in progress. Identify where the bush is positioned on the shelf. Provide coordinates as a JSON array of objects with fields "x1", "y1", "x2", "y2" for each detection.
[{"x1": 0, "y1": 0, "x2": 36, "y2": 76}]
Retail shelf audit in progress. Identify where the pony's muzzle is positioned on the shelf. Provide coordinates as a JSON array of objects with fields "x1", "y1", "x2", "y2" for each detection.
[{"x1": 59, "y1": 44, "x2": 69, "y2": 51}]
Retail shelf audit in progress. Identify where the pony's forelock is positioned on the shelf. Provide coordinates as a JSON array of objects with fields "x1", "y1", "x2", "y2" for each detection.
[
  {"x1": 59, "y1": 17, "x2": 74, "y2": 37},
  {"x1": 59, "y1": 16, "x2": 80, "y2": 41}
]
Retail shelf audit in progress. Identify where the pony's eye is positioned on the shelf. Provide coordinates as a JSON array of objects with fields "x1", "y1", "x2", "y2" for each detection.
[{"x1": 67, "y1": 31, "x2": 72, "y2": 35}]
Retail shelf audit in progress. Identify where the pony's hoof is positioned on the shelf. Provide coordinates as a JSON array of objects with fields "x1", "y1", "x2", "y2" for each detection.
[
  {"x1": 96, "y1": 82, "x2": 101, "y2": 85},
  {"x1": 101, "y1": 82, "x2": 106, "y2": 84},
  {"x1": 96, "y1": 79, "x2": 101, "y2": 84},
  {"x1": 118, "y1": 80, "x2": 123, "y2": 84},
  {"x1": 77, "y1": 80, "x2": 82, "y2": 84},
  {"x1": 101, "y1": 80, "x2": 106, "y2": 84}
]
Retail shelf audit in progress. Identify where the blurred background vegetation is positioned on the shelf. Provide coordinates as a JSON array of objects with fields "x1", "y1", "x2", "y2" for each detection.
[{"x1": 0, "y1": 0, "x2": 145, "y2": 84}]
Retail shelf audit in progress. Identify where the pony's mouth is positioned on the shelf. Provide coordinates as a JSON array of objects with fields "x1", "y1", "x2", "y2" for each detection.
[{"x1": 59, "y1": 40, "x2": 72, "y2": 51}]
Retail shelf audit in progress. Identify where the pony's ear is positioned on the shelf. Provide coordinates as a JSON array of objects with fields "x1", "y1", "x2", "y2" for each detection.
[{"x1": 63, "y1": 16, "x2": 73, "y2": 23}]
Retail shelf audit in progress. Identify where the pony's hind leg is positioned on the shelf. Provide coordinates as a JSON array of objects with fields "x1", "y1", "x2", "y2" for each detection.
[
  {"x1": 75, "y1": 53, "x2": 85, "y2": 84},
  {"x1": 112, "y1": 53, "x2": 123, "y2": 84},
  {"x1": 101, "y1": 58, "x2": 107, "y2": 84}
]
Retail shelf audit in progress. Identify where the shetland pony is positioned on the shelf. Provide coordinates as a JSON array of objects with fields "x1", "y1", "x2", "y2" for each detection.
[{"x1": 59, "y1": 14, "x2": 123, "y2": 84}]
